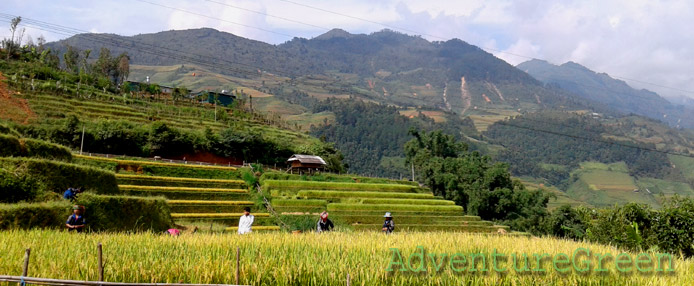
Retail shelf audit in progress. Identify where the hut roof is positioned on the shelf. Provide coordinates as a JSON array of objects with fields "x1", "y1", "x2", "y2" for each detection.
[{"x1": 287, "y1": 154, "x2": 327, "y2": 165}]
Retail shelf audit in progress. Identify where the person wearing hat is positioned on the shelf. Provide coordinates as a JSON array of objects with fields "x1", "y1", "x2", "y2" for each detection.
[
  {"x1": 238, "y1": 207, "x2": 254, "y2": 235},
  {"x1": 316, "y1": 211, "x2": 334, "y2": 233},
  {"x1": 382, "y1": 212, "x2": 395, "y2": 234},
  {"x1": 66, "y1": 205, "x2": 86, "y2": 233}
]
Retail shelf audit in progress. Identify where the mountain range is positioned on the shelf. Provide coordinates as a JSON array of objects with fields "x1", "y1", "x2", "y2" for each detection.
[
  {"x1": 45, "y1": 28, "x2": 694, "y2": 208},
  {"x1": 518, "y1": 59, "x2": 694, "y2": 128}
]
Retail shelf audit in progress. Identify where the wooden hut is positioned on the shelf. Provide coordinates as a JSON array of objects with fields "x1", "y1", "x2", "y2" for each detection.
[{"x1": 287, "y1": 154, "x2": 326, "y2": 174}]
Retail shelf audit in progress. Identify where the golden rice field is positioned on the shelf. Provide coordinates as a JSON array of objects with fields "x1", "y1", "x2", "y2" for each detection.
[{"x1": 0, "y1": 230, "x2": 691, "y2": 286}]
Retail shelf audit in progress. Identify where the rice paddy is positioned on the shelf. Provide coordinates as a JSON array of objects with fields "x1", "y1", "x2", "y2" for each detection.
[{"x1": 0, "y1": 230, "x2": 690, "y2": 285}]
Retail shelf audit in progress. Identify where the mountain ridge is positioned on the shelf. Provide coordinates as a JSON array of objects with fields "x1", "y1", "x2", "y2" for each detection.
[{"x1": 518, "y1": 59, "x2": 694, "y2": 128}]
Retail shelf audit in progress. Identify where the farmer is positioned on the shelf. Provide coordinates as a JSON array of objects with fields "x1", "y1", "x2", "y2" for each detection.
[
  {"x1": 238, "y1": 207, "x2": 254, "y2": 234},
  {"x1": 382, "y1": 212, "x2": 395, "y2": 234},
  {"x1": 66, "y1": 205, "x2": 86, "y2": 232},
  {"x1": 316, "y1": 211, "x2": 334, "y2": 233},
  {"x1": 62, "y1": 187, "x2": 82, "y2": 201}
]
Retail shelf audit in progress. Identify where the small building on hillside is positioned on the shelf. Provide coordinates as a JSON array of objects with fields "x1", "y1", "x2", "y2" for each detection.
[
  {"x1": 191, "y1": 90, "x2": 237, "y2": 107},
  {"x1": 287, "y1": 154, "x2": 326, "y2": 174}
]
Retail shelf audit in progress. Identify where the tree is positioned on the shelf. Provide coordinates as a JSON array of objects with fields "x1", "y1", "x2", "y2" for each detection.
[
  {"x1": 4, "y1": 16, "x2": 22, "y2": 60},
  {"x1": 116, "y1": 52, "x2": 130, "y2": 86},
  {"x1": 404, "y1": 129, "x2": 551, "y2": 232},
  {"x1": 63, "y1": 45, "x2": 79, "y2": 73}
]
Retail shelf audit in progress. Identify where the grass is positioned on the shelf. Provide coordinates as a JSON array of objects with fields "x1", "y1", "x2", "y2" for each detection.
[
  {"x1": 360, "y1": 198, "x2": 455, "y2": 205},
  {"x1": 0, "y1": 229, "x2": 690, "y2": 285},
  {"x1": 327, "y1": 203, "x2": 463, "y2": 212},
  {"x1": 116, "y1": 174, "x2": 245, "y2": 188},
  {"x1": 636, "y1": 177, "x2": 694, "y2": 205},
  {"x1": 261, "y1": 172, "x2": 419, "y2": 186},
  {"x1": 171, "y1": 213, "x2": 271, "y2": 218},
  {"x1": 120, "y1": 190, "x2": 250, "y2": 201},
  {"x1": 296, "y1": 190, "x2": 436, "y2": 200},
  {"x1": 264, "y1": 180, "x2": 420, "y2": 193},
  {"x1": 167, "y1": 200, "x2": 254, "y2": 205},
  {"x1": 118, "y1": 185, "x2": 247, "y2": 193},
  {"x1": 271, "y1": 199, "x2": 328, "y2": 207},
  {"x1": 332, "y1": 215, "x2": 487, "y2": 225},
  {"x1": 75, "y1": 154, "x2": 238, "y2": 171},
  {"x1": 116, "y1": 174, "x2": 244, "y2": 184},
  {"x1": 669, "y1": 154, "x2": 694, "y2": 182},
  {"x1": 225, "y1": 226, "x2": 281, "y2": 231}
]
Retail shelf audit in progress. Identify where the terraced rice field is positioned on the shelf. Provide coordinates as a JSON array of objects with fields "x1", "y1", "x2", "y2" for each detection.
[
  {"x1": 264, "y1": 176, "x2": 512, "y2": 234},
  {"x1": 84, "y1": 155, "x2": 274, "y2": 232}
]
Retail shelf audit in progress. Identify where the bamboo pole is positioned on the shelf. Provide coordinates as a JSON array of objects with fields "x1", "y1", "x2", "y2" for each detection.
[
  {"x1": 346, "y1": 274, "x2": 350, "y2": 286},
  {"x1": 235, "y1": 247, "x2": 240, "y2": 285},
  {"x1": 98, "y1": 243, "x2": 104, "y2": 282},
  {"x1": 22, "y1": 248, "x2": 31, "y2": 277}
]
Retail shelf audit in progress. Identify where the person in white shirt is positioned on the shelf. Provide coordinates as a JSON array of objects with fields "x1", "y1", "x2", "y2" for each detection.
[{"x1": 238, "y1": 207, "x2": 254, "y2": 234}]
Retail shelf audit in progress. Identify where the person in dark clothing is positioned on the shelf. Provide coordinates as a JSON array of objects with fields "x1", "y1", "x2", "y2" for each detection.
[
  {"x1": 63, "y1": 187, "x2": 82, "y2": 201},
  {"x1": 316, "y1": 211, "x2": 334, "y2": 233},
  {"x1": 382, "y1": 212, "x2": 395, "y2": 234},
  {"x1": 66, "y1": 205, "x2": 86, "y2": 232}
]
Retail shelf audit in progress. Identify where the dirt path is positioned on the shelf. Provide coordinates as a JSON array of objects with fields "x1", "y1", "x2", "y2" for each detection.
[
  {"x1": 460, "y1": 77, "x2": 472, "y2": 114},
  {"x1": 0, "y1": 72, "x2": 35, "y2": 124}
]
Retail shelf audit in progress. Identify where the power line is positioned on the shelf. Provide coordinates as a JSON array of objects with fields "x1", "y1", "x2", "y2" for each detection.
[
  {"x1": 134, "y1": 0, "x2": 295, "y2": 39},
  {"x1": 273, "y1": 0, "x2": 694, "y2": 95},
  {"x1": 3, "y1": 14, "x2": 694, "y2": 160},
  {"x1": 204, "y1": 0, "x2": 330, "y2": 31}
]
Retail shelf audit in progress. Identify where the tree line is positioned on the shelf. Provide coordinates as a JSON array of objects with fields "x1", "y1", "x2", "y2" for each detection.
[{"x1": 408, "y1": 129, "x2": 694, "y2": 257}]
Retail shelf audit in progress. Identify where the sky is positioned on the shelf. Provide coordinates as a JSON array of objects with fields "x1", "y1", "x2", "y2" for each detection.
[{"x1": 1, "y1": 0, "x2": 693, "y2": 100}]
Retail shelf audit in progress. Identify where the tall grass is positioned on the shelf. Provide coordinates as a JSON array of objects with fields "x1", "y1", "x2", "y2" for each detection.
[{"x1": 0, "y1": 230, "x2": 690, "y2": 285}]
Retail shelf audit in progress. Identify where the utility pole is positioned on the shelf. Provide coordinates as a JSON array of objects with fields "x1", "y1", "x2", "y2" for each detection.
[
  {"x1": 80, "y1": 126, "x2": 85, "y2": 155},
  {"x1": 411, "y1": 162, "x2": 415, "y2": 182}
]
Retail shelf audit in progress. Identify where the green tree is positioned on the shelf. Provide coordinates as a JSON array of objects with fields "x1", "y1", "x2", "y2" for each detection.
[
  {"x1": 404, "y1": 129, "x2": 550, "y2": 232},
  {"x1": 62, "y1": 45, "x2": 79, "y2": 73}
]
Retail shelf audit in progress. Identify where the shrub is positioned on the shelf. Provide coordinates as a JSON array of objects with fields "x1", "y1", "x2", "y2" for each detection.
[
  {"x1": 0, "y1": 201, "x2": 71, "y2": 230},
  {"x1": 0, "y1": 158, "x2": 119, "y2": 195},
  {"x1": 0, "y1": 168, "x2": 42, "y2": 203},
  {"x1": 0, "y1": 134, "x2": 72, "y2": 161},
  {"x1": 0, "y1": 124, "x2": 22, "y2": 137},
  {"x1": 650, "y1": 198, "x2": 694, "y2": 257},
  {"x1": 0, "y1": 134, "x2": 22, "y2": 157},
  {"x1": 277, "y1": 214, "x2": 319, "y2": 232},
  {"x1": 21, "y1": 138, "x2": 72, "y2": 161},
  {"x1": 75, "y1": 193, "x2": 173, "y2": 232}
]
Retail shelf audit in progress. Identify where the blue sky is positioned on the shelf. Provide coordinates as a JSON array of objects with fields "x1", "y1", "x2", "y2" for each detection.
[{"x1": 2, "y1": 0, "x2": 693, "y2": 99}]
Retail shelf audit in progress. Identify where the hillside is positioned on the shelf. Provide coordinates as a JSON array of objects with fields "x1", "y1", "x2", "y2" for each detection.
[
  {"x1": 44, "y1": 28, "x2": 694, "y2": 206},
  {"x1": 485, "y1": 111, "x2": 694, "y2": 207},
  {"x1": 517, "y1": 59, "x2": 694, "y2": 128}
]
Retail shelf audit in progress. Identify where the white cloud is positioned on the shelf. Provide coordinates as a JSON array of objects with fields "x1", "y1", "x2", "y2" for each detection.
[{"x1": 1, "y1": 0, "x2": 693, "y2": 98}]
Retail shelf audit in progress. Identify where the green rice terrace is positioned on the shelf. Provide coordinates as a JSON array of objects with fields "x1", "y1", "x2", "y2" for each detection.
[{"x1": 74, "y1": 154, "x2": 513, "y2": 234}]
